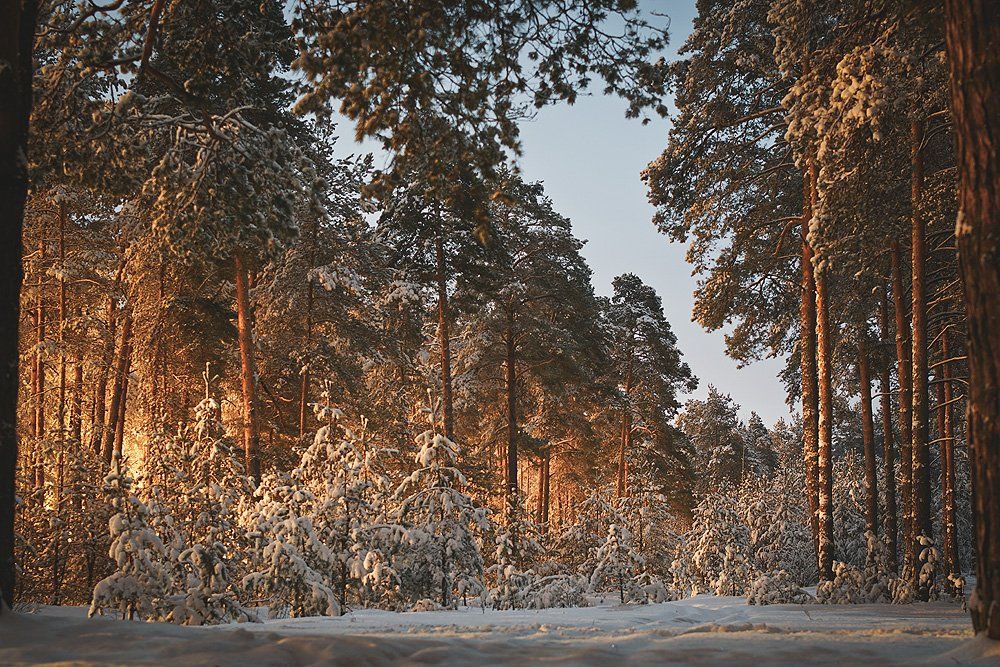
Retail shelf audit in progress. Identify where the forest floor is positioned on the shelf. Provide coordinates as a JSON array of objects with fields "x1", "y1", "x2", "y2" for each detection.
[{"x1": 2, "y1": 594, "x2": 998, "y2": 666}]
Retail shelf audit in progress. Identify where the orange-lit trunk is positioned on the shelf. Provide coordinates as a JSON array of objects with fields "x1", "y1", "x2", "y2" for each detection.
[
  {"x1": 858, "y1": 336, "x2": 879, "y2": 540},
  {"x1": 891, "y1": 240, "x2": 914, "y2": 568},
  {"x1": 800, "y1": 166, "x2": 821, "y2": 561},
  {"x1": 879, "y1": 289, "x2": 898, "y2": 572},
  {"x1": 235, "y1": 253, "x2": 261, "y2": 485},
  {"x1": 909, "y1": 119, "x2": 932, "y2": 595}
]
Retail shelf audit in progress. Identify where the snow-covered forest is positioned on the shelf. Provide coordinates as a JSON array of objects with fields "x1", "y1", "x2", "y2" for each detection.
[{"x1": 1, "y1": 0, "x2": 998, "y2": 663}]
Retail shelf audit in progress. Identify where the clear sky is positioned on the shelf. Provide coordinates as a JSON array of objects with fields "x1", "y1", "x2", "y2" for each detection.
[
  {"x1": 513, "y1": 1, "x2": 791, "y2": 425},
  {"x1": 336, "y1": 1, "x2": 792, "y2": 426}
]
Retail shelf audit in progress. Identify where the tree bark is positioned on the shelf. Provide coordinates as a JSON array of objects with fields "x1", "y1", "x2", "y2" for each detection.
[
  {"x1": 939, "y1": 333, "x2": 961, "y2": 580},
  {"x1": 909, "y1": 118, "x2": 933, "y2": 594},
  {"x1": 815, "y1": 263, "x2": 835, "y2": 582},
  {"x1": 891, "y1": 240, "x2": 914, "y2": 568},
  {"x1": 102, "y1": 307, "x2": 132, "y2": 466},
  {"x1": 234, "y1": 252, "x2": 261, "y2": 486},
  {"x1": 504, "y1": 303, "x2": 518, "y2": 518},
  {"x1": 943, "y1": 0, "x2": 999, "y2": 637},
  {"x1": 858, "y1": 336, "x2": 879, "y2": 540},
  {"x1": 879, "y1": 289, "x2": 899, "y2": 573},
  {"x1": 800, "y1": 165, "x2": 821, "y2": 561},
  {"x1": 435, "y1": 227, "x2": 455, "y2": 441},
  {"x1": 0, "y1": 0, "x2": 37, "y2": 611},
  {"x1": 298, "y1": 219, "x2": 317, "y2": 439},
  {"x1": 617, "y1": 339, "x2": 634, "y2": 499}
]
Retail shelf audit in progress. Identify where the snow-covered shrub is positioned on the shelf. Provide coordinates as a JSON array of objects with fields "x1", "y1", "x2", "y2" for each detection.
[
  {"x1": 242, "y1": 473, "x2": 341, "y2": 618},
  {"x1": 832, "y1": 455, "x2": 867, "y2": 569},
  {"x1": 392, "y1": 427, "x2": 489, "y2": 608},
  {"x1": 488, "y1": 494, "x2": 544, "y2": 610},
  {"x1": 747, "y1": 570, "x2": 813, "y2": 605},
  {"x1": 89, "y1": 467, "x2": 174, "y2": 620},
  {"x1": 552, "y1": 492, "x2": 615, "y2": 575},
  {"x1": 816, "y1": 561, "x2": 867, "y2": 604},
  {"x1": 523, "y1": 574, "x2": 590, "y2": 609},
  {"x1": 744, "y1": 472, "x2": 815, "y2": 584},
  {"x1": 590, "y1": 523, "x2": 645, "y2": 603},
  {"x1": 297, "y1": 409, "x2": 398, "y2": 612},
  {"x1": 684, "y1": 490, "x2": 756, "y2": 596}
]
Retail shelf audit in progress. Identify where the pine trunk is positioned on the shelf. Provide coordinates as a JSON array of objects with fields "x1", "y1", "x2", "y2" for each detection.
[
  {"x1": 815, "y1": 264, "x2": 835, "y2": 582},
  {"x1": 909, "y1": 118, "x2": 933, "y2": 594},
  {"x1": 102, "y1": 308, "x2": 132, "y2": 466},
  {"x1": 859, "y1": 336, "x2": 879, "y2": 540},
  {"x1": 505, "y1": 303, "x2": 518, "y2": 518},
  {"x1": 234, "y1": 253, "x2": 261, "y2": 486},
  {"x1": 939, "y1": 333, "x2": 961, "y2": 579},
  {"x1": 800, "y1": 165, "x2": 821, "y2": 560},
  {"x1": 879, "y1": 289, "x2": 899, "y2": 572},
  {"x1": 943, "y1": 0, "x2": 999, "y2": 636},
  {"x1": 298, "y1": 220, "x2": 317, "y2": 439},
  {"x1": 0, "y1": 0, "x2": 36, "y2": 611},
  {"x1": 435, "y1": 229, "x2": 454, "y2": 441},
  {"x1": 891, "y1": 240, "x2": 914, "y2": 567},
  {"x1": 617, "y1": 347, "x2": 633, "y2": 499}
]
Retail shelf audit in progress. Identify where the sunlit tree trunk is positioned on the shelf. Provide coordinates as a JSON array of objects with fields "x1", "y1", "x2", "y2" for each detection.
[
  {"x1": 943, "y1": 0, "x2": 1000, "y2": 637},
  {"x1": 891, "y1": 240, "x2": 914, "y2": 568},
  {"x1": 909, "y1": 119, "x2": 933, "y2": 598},
  {"x1": 858, "y1": 335, "x2": 879, "y2": 540},
  {"x1": 102, "y1": 308, "x2": 132, "y2": 466},
  {"x1": 815, "y1": 261, "x2": 835, "y2": 582},
  {"x1": 938, "y1": 333, "x2": 961, "y2": 581},
  {"x1": 298, "y1": 219, "x2": 317, "y2": 439},
  {"x1": 504, "y1": 302, "x2": 518, "y2": 519},
  {"x1": 617, "y1": 338, "x2": 634, "y2": 498},
  {"x1": 435, "y1": 226, "x2": 454, "y2": 441},
  {"x1": 234, "y1": 252, "x2": 261, "y2": 486},
  {"x1": 879, "y1": 289, "x2": 898, "y2": 572},
  {"x1": 800, "y1": 165, "x2": 821, "y2": 563}
]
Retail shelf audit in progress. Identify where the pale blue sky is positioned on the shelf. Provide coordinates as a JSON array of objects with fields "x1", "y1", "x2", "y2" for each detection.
[
  {"x1": 513, "y1": 1, "x2": 789, "y2": 425},
  {"x1": 335, "y1": 1, "x2": 791, "y2": 425}
]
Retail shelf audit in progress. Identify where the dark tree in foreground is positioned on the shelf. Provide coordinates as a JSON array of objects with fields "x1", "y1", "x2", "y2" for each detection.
[
  {"x1": 943, "y1": 0, "x2": 1000, "y2": 640},
  {"x1": 0, "y1": 0, "x2": 36, "y2": 611}
]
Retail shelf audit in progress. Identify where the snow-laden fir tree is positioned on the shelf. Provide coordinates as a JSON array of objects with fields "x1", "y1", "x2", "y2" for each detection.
[
  {"x1": 488, "y1": 492, "x2": 544, "y2": 610},
  {"x1": 89, "y1": 466, "x2": 174, "y2": 621},
  {"x1": 297, "y1": 400, "x2": 398, "y2": 613},
  {"x1": 590, "y1": 522, "x2": 646, "y2": 604},
  {"x1": 392, "y1": 420, "x2": 489, "y2": 608},
  {"x1": 242, "y1": 471, "x2": 341, "y2": 618}
]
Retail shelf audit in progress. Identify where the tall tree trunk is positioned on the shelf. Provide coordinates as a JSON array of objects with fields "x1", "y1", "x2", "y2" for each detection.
[
  {"x1": 617, "y1": 343, "x2": 634, "y2": 499},
  {"x1": 435, "y1": 228, "x2": 454, "y2": 441},
  {"x1": 800, "y1": 165, "x2": 821, "y2": 561},
  {"x1": 939, "y1": 333, "x2": 961, "y2": 581},
  {"x1": 102, "y1": 308, "x2": 132, "y2": 466},
  {"x1": 0, "y1": 0, "x2": 37, "y2": 611},
  {"x1": 541, "y1": 451, "x2": 550, "y2": 530},
  {"x1": 234, "y1": 252, "x2": 261, "y2": 486},
  {"x1": 943, "y1": 0, "x2": 999, "y2": 637},
  {"x1": 71, "y1": 355, "x2": 82, "y2": 444},
  {"x1": 879, "y1": 289, "x2": 899, "y2": 573},
  {"x1": 34, "y1": 214, "x2": 45, "y2": 461},
  {"x1": 504, "y1": 303, "x2": 518, "y2": 518},
  {"x1": 113, "y1": 354, "x2": 129, "y2": 461},
  {"x1": 298, "y1": 219, "x2": 317, "y2": 439},
  {"x1": 891, "y1": 240, "x2": 914, "y2": 568},
  {"x1": 909, "y1": 118, "x2": 933, "y2": 594},
  {"x1": 57, "y1": 202, "x2": 67, "y2": 436},
  {"x1": 815, "y1": 263, "x2": 835, "y2": 582},
  {"x1": 859, "y1": 335, "x2": 879, "y2": 541}
]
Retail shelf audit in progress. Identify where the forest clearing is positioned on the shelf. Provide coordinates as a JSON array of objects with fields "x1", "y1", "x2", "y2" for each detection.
[{"x1": 0, "y1": 0, "x2": 998, "y2": 664}]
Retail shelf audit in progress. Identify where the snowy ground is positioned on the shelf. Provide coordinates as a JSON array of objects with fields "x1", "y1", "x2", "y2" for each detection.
[{"x1": 2, "y1": 595, "x2": 998, "y2": 666}]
